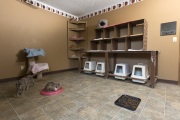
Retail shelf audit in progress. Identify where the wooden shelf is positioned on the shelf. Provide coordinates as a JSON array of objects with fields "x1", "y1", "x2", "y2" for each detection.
[
  {"x1": 129, "y1": 33, "x2": 143, "y2": 37},
  {"x1": 70, "y1": 48, "x2": 84, "y2": 51},
  {"x1": 112, "y1": 34, "x2": 143, "y2": 39},
  {"x1": 69, "y1": 21, "x2": 86, "y2": 24},
  {"x1": 69, "y1": 28, "x2": 86, "y2": 31},
  {"x1": 112, "y1": 37, "x2": 126, "y2": 40},
  {"x1": 119, "y1": 35, "x2": 128, "y2": 38},
  {"x1": 136, "y1": 23, "x2": 144, "y2": 26},
  {"x1": 93, "y1": 38, "x2": 112, "y2": 41},
  {"x1": 69, "y1": 38, "x2": 85, "y2": 41},
  {"x1": 103, "y1": 38, "x2": 112, "y2": 40},
  {"x1": 86, "y1": 50, "x2": 107, "y2": 53},
  {"x1": 110, "y1": 50, "x2": 156, "y2": 53},
  {"x1": 85, "y1": 50, "x2": 157, "y2": 53}
]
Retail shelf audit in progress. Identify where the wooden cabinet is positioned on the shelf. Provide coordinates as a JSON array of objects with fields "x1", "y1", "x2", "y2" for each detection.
[{"x1": 67, "y1": 21, "x2": 87, "y2": 59}]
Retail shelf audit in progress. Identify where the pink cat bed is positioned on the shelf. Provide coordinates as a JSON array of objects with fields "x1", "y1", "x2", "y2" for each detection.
[{"x1": 40, "y1": 87, "x2": 63, "y2": 96}]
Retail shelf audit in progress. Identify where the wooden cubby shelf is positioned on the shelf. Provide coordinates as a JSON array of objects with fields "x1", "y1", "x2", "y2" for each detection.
[
  {"x1": 89, "y1": 19, "x2": 147, "y2": 51},
  {"x1": 79, "y1": 19, "x2": 159, "y2": 88}
]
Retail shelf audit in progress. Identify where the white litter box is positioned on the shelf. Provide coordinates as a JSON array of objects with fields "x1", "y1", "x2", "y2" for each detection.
[
  {"x1": 83, "y1": 61, "x2": 96, "y2": 74},
  {"x1": 95, "y1": 62, "x2": 105, "y2": 76},
  {"x1": 114, "y1": 63, "x2": 130, "y2": 80},
  {"x1": 131, "y1": 64, "x2": 150, "y2": 83}
]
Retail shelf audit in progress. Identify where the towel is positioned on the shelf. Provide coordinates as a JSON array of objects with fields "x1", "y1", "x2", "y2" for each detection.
[
  {"x1": 29, "y1": 62, "x2": 49, "y2": 74},
  {"x1": 24, "y1": 48, "x2": 45, "y2": 57}
]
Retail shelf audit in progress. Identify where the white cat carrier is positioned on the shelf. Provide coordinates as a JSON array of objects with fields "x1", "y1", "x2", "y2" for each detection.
[
  {"x1": 114, "y1": 63, "x2": 130, "y2": 80},
  {"x1": 131, "y1": 64, "x2": 150, "y2": 83},
  {"x1": 95, "y1": 62, "x2": 105, "y2": 76},
  {"x1": 83, "y1": 61, "x2": 96, "y2": 74}
]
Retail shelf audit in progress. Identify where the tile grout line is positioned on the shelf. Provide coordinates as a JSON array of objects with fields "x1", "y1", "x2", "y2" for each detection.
[
  {"x1": 110, "y1": 109, "x2": 121, "y2": 120},
  {"x1": 0, "y1": 89, "x2": 21, "y2": 120},
  {"x1": 163, "y1": 85, "x2": 167, "y2": 120},
  {"x1": 0, "y1": 87, "x2": 7, "y2": 103},
  {"x1": 25, "y1": 95, "x2": 54, "y2": 120},
  {"x1": 137, "y1": 88, "x2": 152, "y2": 120},
  {"x1": 8, "y1": 101, "x2": 22, "y2": 120},
  {"x1": 0, "y1": 82, "x2": 27, "y2": 120},
  {"x1": 30, "y1": 95, "x2": 81, "y2": 120},
  {"x1": 0, "y1": 89, "x2": 22, "y2": 120}
]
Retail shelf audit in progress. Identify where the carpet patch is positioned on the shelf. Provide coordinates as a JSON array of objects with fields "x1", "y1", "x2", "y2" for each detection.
[{"x1": 114, "y1": 94, "x2": 141, "y2": 111}]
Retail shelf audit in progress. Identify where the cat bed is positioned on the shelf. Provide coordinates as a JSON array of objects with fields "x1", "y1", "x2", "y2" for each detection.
[
  {"x1": 114, "y1": 94, "x2": 141, "y2": 111},
  {"x1": 40, "y1": 87, "x2": 63, "y2": 96}
]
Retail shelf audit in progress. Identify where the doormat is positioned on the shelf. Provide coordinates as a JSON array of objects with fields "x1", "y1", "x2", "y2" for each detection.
[{"x1": 114, "y1": 94, "x2": 141, "y2": 111}]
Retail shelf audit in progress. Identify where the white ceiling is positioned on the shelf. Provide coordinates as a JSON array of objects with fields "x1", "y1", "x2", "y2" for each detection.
[
  {"x1": 25, "y1": 0, "x2": 142, "y2": 20},
  {"x1": 35, "y1": 0, "x2": 128, "y2": 17}
]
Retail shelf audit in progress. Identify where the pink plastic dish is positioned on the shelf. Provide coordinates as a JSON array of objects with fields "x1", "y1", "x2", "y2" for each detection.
[{"x1": 40, "y1": 87, "x2": 63, "y2": 96}]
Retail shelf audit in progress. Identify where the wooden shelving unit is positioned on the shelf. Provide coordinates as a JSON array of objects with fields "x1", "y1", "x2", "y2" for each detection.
[
  {"x1": 80, "y1": 19, "x2": 158, "y2": 88},
  {"x1": 89, "y1": 19, "x2": 147, "y2": 51},
  {"x1": 67, "y1": 20, "x2": 87, "y2": 59},
  {"x1": 67, "y1": 21, "x2": 87, "y2": 72}
]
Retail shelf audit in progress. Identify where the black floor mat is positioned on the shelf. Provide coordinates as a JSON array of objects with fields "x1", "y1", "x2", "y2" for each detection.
[{"x1": 114, "y1": 94, "x2": 141, "y2": 111}]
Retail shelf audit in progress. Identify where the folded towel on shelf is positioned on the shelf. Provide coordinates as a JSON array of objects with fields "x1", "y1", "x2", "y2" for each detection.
[{"x1": 24, "y1": 48, "x2": 45, "y2": 57}]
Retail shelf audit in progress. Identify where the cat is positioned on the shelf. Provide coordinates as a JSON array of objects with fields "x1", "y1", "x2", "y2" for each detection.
[
  {"x1": 45, "y1": 82, "x2": 61, "y2": 91},
  {"x1": 16, "y1": 75, "x2": 35, "y2": 97}
]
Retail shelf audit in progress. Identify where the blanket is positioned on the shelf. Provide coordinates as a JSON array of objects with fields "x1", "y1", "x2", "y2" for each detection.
[
  {"x1": 29, "y1": 62, "x2": 49, "y2": 74},
  {"x1": 24, "y1": 48, "x2": 45, "y2": 57}
]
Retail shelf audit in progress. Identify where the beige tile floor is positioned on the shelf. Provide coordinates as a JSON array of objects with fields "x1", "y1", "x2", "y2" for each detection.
[{"x1": 0, "y1": 71, "x2": 180, "y2": 120}]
